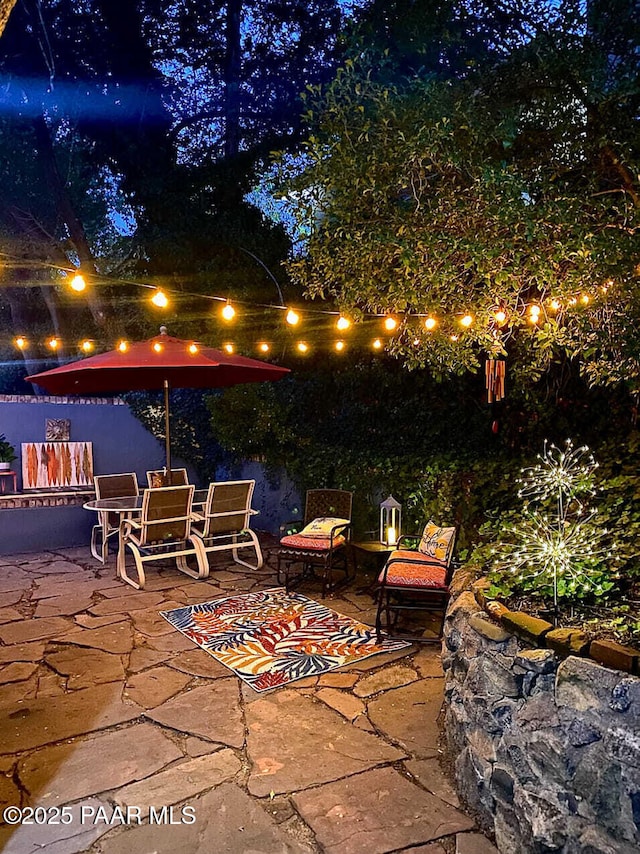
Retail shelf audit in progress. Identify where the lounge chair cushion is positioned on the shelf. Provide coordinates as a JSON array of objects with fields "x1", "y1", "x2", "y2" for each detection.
[
  {"x1": 418, "y1": 521, "x2": 456, "y2": 562},
  {"x1": 379, "y1": 551, "x2": 448, "y2": 588},
  {"x1": 280, "y1": 533, "x2": 346, "y2": 551}
]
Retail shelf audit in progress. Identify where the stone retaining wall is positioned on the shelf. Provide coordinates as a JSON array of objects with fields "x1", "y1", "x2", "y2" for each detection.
[{"x1": 442, "y1": 586, "x2": 640, "y2": 854}]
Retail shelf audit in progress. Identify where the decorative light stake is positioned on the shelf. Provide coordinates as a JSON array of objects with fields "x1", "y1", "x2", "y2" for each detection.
[
  {"x1": 380, "y1": 495, "x2": 402, "y2": 546},
  {"x1": 492, "y1": 439, "x2": 619, "y2": 618}
]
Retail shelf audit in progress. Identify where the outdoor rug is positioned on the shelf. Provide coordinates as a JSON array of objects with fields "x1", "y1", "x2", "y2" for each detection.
[{"x1": 160, "y1": 587, "x2": 410, "y2": 692}]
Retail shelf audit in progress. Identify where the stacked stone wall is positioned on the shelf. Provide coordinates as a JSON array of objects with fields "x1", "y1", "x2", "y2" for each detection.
[{"x1": 443, "y1": 589, "x2": 640, "y2": 854}]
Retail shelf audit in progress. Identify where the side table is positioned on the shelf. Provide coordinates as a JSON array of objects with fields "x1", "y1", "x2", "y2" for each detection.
[
  {"x1": 0, "y1": 471, "x2": 17, "y2": 493},
  {"x1": 350, "y1": 540, "x2": 395, "y2": 595}
]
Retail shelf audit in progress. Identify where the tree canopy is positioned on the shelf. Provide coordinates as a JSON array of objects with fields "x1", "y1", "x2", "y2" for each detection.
[
  {"x1": 282, "y1": 0, "x2": 640, "y2": 390},
  {"x1": 0, "y1": 0, "x2": 347, "y2": 384}
]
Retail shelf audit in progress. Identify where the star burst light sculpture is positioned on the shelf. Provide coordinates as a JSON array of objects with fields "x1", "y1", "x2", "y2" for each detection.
[{"x1": 493, "y1": 439, "x2": 619, "y2": 608}]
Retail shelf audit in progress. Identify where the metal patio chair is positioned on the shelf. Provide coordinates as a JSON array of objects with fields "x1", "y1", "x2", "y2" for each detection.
[
  {"x1": 117, "y1": 484, "x2": 206, "y2": 589},
  {"x1": 375, "y1": 522, "x2": 457, "y2": 643},
  {"x1": 277, "y1": 488, "x2": 353, "y2": 597},
  {"x1": 146, "y1": 467, "x2": 189, "y2": 487},
  {"x1": 190, "y1": 479, "x2": 263, "y2": 571},
  {"x1": 90, "y1": 472, "x2": 139, "y2": 563}
]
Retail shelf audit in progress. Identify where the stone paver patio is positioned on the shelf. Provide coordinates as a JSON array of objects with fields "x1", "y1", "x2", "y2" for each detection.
[{"x1": 0, "y1": 541, "x2": 497, "y2": 854}]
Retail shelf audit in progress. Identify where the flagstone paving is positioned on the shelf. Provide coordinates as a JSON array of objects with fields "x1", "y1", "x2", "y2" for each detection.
[{"x1": 0, "y1": 544, "x2": 499, "y2": 854}]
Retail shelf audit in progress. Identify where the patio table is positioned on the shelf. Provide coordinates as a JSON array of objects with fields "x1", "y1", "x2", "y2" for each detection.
[{"x1": 84, "y1": 489, "x2": 208, "y2": 571}]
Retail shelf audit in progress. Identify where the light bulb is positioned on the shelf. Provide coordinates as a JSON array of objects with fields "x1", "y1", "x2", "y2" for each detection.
[
  {"x1": 151, "y1": 289, "x2": 168, "y2": 308},
  {"x1": 424, "y1": 316, "x2": 437, "y2": 331},
  {"x1": 450, "y1": 334, "x2": 459, "y2": 342},
  {"x1": 81, "y1": 340, "x2": 93, "y2": 352},
  {"x1": 222, "y1": 303, "x2": 236, "y2": 321},
  {"x1": 286, "y1": 308, "x2": 300, "y2": 325},
  {"x1": 550, "y1": 298, "x2": 561, "y2": 311},
  {"x1": 372, "y1": 339, "x2": 382, "y2": 350},
  {"x1": 580, "y1": 294, "x2": 590, "y2": 305},
  {"x1": 336, "y1": 316, "x2": 350, "y2": 331},
  {"x1": 384, "y1": 317, "x2": 397, "y2": 331},
  {"x1": 117, "y1": 340, "x2": 128, "y2": 353},
  {"x1": 14, "y1": 336, "x2": 27, "y2": 350},
  {"x1": 335, "y1": 340, "x2": 345, "y2": 352},
  {"x1": 224, "y1": 343, "x2": 234, "y2": 354},
  {"x1": 153, "y1": 342, "x2": 163, "y2": 353},
  {"x1": 70, "y1": 274, "x2": 86, "y2": 292},
  {"x1": 460, "y1": 314, "x2": 473, "y2": 328},
  {"x1": 494, "y1": 309, "x2": 507, "y2": 324},
  {"x1": 297, "y1": 341, "x2": 308, "y2": 353},
  {"x1": 188, "y1": 343, "x2": 198, "y2": 354},
  {"x1": 259, "y1": 342, "x2": 270, "y2": 353},
  {"x1": 48, "y1": 338, "x2": 59, "y2": 350}
]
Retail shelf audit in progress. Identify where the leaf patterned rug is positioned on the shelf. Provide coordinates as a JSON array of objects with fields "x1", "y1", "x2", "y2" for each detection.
[{"x1": 160, "y1": 587, "x2": 410, "y2": 693}]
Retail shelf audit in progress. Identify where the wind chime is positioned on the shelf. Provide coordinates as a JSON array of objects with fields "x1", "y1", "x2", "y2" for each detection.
[{"x1": 485, "y1": 359, "x2": 506, "y2": 403}]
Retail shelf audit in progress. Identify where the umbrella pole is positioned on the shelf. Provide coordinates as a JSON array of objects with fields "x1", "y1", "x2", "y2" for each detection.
[{"x1": 163, "y1": 379, "x2": 172, "y2": 476}]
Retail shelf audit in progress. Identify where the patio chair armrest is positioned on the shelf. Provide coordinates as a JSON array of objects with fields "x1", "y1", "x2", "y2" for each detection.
[
  {"x1": 120, "y1": 517, "x2": 141, "y2": 538},
  {"x1": 329, "y1": 521, "x2": 351, "y2": 545}
]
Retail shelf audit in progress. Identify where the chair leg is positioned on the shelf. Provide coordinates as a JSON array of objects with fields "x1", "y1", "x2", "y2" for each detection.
[
  {"x1": 276, "y1": 553, "x2": 287, "y2": 587},
  {"x1": 231, "y1": 530, "x2": 263, "y2": 570},
  {"x1": 118, "y1": 542, "x2": 145, "y2": 590},
  {"x1": 175, "y1": 537, "x2": 209, "y2": 580},
  {"x1": 90, "y1": 523, "x2": 103, "y2": 562},
  {"x1": 191, "y1": 534, "x2": 210, "y2": 579},
  {"x1": 375, "y1": 587, "x2": 385, "y2": 644}
]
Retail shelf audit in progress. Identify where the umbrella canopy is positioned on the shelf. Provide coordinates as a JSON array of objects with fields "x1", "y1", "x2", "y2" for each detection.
[{"x1": 26, "y1": 327, "x2": 290, "y2": 473}]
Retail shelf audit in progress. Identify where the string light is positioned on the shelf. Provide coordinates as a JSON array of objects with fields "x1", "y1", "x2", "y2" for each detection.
[
  {"x1": 223, "y1": 343, "x2": 234, "y2": 354},
  {"x1": 297, "y1": 341, "x2": 309, "y2": 353},
  {"x1": 117, "y1": 340, "x2": 128, "y2": 353},
  {"x1": 151, "y1": 289, "x2": 168, "y2": 308},
  {"x1": 0, "y1": 251, "x2": 613, "y2": 349},
  {"x1": 5, "y1": 263, "x2": 614, "y2": 362},
  {"x1": 188, "y1": 343, "x2": 198, "y2": 354},
  {"x1": 70, "y1": 274, "x2": 86, "y2": 293},
  {"x1": 153, "y1": 342, "x2": 163, "y2": 353}
]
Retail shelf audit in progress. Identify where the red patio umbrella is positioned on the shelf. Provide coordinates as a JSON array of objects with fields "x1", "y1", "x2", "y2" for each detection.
[{"x1": 26, "y1": 327, "x2": 290, "y2": 473}]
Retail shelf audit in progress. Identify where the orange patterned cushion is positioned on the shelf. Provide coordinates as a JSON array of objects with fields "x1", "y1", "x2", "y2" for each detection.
[
  {"x1": 280, "y1": 534, "x2": 345, "y2": 551},
  {"x1": 379, "y1": 552, "x2": 448, "y2": 588}
]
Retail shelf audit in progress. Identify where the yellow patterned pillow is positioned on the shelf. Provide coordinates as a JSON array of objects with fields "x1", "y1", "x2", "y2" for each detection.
[
  {"x1": 418, "y1": 521, "x2": 456, "y2": 562},
  {"x1": 299, "y1": 517, "x2": 350, "y2": 537}
]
